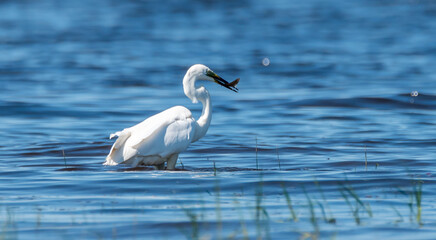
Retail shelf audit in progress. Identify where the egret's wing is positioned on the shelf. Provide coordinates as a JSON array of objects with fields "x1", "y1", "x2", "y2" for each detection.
[
  {"x1": 129, "y1": 106, "x2": 195, "y2": 157},
  {"x1": 105, "y1": 106, "x2": 194, "y2": 165},
  {"x1": 128, "y1": 106, "x2": 192, "y2": 146},
  {"x1": 131, "y1": 117, "x2": 195, "y2": 158}
]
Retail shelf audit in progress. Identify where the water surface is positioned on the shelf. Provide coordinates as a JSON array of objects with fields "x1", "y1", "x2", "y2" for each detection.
[{"x1": 1, "y1": 0, "x2": 436, "y2": 239}]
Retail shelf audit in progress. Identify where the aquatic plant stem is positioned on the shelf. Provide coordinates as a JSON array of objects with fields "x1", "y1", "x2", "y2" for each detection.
[
  {"x1": 276, "y1": 146, "x2": 281, "y2": 170},
  {"x1": 303, "y1": 186, "x2": 319, "y2": 234},
  {"x1": 179, "y1": 157, "x2": 184, "y2": 169},
  {"x1": 314, "y1": 179, "x2": 335, "y2": 223},
  {"x1": 364, "y1": 145, "x2": 367, "y2": 171},
  {"x1": 213, "y1": 158, "x2": 216, "y2": 176},
  {"x1": 255, "y1": 136, "x2": 258, "y2": 170},
  {"x1": 62, "y1": 149, "x2": 67, "y2": 168},
  {"x1": 414, "y1": 181, "x2": 423, "y2": 225}
]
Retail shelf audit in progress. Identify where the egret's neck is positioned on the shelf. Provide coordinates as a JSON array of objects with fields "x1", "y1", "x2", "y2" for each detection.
[
  {"x1": 183, "y1": 74, "x2": 212, "y2": 143},
  {"x1": 192, "y1": 89, "x2": 211, "y2": 142}
]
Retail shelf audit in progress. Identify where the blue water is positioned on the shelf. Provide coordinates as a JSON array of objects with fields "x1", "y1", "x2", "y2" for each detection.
[{"x1": 1, "y1": 0, "x2": 436, "y2": 239}]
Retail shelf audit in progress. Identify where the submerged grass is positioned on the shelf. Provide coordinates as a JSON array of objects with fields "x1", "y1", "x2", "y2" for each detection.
[
  {"x1": 1, "y1": 161, "x2": 428, "y2": 240},
  {"x1": 398, "y1": 179, "x2": 424, "y2": 225},
  {"x1": 281, "y1": 183, "x2": 298, "y2": 222},
  {"x1": 255, "y1": 173, "x2": 270, "y2": 240},
  {"x1": 303, "y1": 186, "x2": 319, "y2": 235},
  {"x1": 181, "y1": 207, "x2": 200, "y2": 240},
  {"x1": 391, "y1": 205, "x2": 404, "y2": 224},
  {"x1": 0, "y1": 207, "x2": 17, "y2": 240},
  {"x1": 314, "y1": 179, "x2": 335, "y2": 224},
  {"x1": 181, "y1": 175, "x2": 382, "y2": 239},
  {"x1": 174, "y1": 171, "x2": 428, "y2": 240},
  {"x1": 414, "y1": 181, "x2": 423, "y2": 225},
  {"x1": 339, "y1": 187, "x2": 361, "y2": 225},
  {"x1": 233, "y1": 198, "x2": 249, "y2": 240},
  {"x1": 338, "y1": 183, "x2": 372, "y2": 225}
]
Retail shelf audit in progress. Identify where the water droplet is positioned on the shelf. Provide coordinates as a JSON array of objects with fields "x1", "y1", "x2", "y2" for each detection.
[{"x1": 262, "y1": 58, "x2": 270, "y2": 66}]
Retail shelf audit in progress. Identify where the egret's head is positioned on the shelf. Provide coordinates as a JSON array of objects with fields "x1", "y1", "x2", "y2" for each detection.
[
  {"x1": 184, "y1": 64, "x2": 239, "y2": 103},
  {"x1": 187, "y1": 64, "x2": 239, "y2": 92}
]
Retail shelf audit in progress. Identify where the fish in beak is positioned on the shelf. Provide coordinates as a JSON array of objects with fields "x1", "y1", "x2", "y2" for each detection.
[{"x1": 206, "y1": 70, "x2": 239, "y2": 92}]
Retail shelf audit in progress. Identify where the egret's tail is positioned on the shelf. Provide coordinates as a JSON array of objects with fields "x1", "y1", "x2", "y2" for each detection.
[
  {"x1": 110, "y1": 131, "x2": 122, "y2": 139},
  {"x1": 104, "y1": 130, "x2": 131, "y2": 165}
]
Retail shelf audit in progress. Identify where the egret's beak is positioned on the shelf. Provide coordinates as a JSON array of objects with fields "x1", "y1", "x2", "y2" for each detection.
[{"x1": 206, "y1": 70, "x2": 239, "y2": 93}]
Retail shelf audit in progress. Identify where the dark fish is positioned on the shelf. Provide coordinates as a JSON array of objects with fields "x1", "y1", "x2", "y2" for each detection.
[{"x1": 227, "y1": 78, "x2": 240, "y2": 88}]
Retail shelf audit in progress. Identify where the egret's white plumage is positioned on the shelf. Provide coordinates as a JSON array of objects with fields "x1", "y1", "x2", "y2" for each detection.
[{"x1": 104, "y1": 64, "x2": 238, "y2": 170}]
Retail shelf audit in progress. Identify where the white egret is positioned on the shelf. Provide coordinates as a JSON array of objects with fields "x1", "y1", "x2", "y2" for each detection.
[{"x1": 104, "y1": 64, "x2": 239, "y2": 170}]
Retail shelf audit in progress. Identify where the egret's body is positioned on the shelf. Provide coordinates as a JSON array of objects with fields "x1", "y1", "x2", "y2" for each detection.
[{"x1": 104, "y1": 64, "x2": 238, "y2": 170}]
